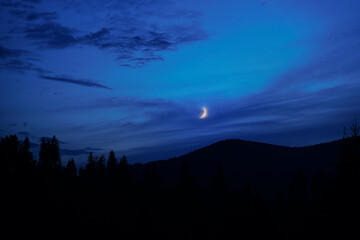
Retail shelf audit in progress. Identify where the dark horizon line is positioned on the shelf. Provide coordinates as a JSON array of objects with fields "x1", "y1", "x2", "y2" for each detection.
[{"x1": 3, "y1": 132, "x2": 347, "y2": 164}]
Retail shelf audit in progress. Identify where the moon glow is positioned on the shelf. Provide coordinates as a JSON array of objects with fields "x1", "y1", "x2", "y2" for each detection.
[{"x1": 200, "y1": 107, "x2": 208, "y2": 119}]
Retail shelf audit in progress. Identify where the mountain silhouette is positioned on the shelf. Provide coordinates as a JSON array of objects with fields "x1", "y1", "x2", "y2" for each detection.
[
  {"x1": 2, "y1": 132, "x2": 359, "y2": 239},
  {"x1": 131, "y1": 139, "x2": 342, "y2": 197}
]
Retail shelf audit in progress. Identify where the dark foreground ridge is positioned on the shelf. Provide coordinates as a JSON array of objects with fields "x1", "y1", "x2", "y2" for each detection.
[
  {"x1": 1, "y1": 124, "x2": 360, "y2": 239},
  {"x1": 132, "y1": 139, "x2": 343, "y2": 197}
]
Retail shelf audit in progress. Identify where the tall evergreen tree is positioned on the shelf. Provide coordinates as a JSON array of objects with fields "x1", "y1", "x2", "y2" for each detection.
[
  {"x1": 288, "y1": 169, "x2": 308, "y2": 207},
  {"x1": 107, "y1": 150, "x2": 117, "y2": 180},
  {"x1": 88, "y1": 152, "x2": 95, "y2": 165},
  {"x1": 142, "y1": 163, "x2": 161, "y2": 194},
  {"x1": 336, "y1": 118, "x2": 360, "y2": 206},
  {"x1": 107, "y1": 150, "x2": 117, "y2": 170},
  {"x1": 65, "y1": 158, "x2": 77, "y2": 180},
  {"x1": 312, "y1": 169, "x2": 333, "y2": 207},
  {"x1": 119, "y1": 155, "x2": 132, "y2": 189},
  {"x1": 0, "y1": 135, "x2": 19, "y2": 174},
  {"x1": 38, "y1": 137, "x2": 47, "y2": 167},
  {"x1": 97, "y1": 155, "x2": 106, "y2": 180},
  {"x1": 176, "y1": 160, "x2": 198, "y2": 197},
  {"x1": 38, "y1": 136, "x2": 61, "y2": 172},
  {"x1": 211, "y1": 164, "x2": 228, "y2": 198},
  {"x1": 38, "y1": 137, "x2": 51, "y2": 172},
  {"x1": 18, "y1": 137, "x2": 35, "y2": 173},
  {"x1": 50, "y1": 135, "x2": 61, "y2": 169},
  {"x1": 85, "y1": 152, "x2": 96, "y2": 177}
]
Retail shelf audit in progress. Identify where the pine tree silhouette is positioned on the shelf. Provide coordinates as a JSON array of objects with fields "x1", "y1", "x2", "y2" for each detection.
[
  {"x1": 38, "y1": 135, "x2": 61, "y2": 174},
  {"x1": 0, "y1": 135, "x2": 20, "y2": 175},
  {"x1": 211, "y1": 164, "x2": 228, "y2": 198},
  {"x1": 176, "y1": 160, "x2": 199, "y2": 199},
  {"x1": 65, "y1": 158, "x2": 77, "y2": 180},
  {"x1": 289, "y1": 169, "x2": 308, "y2": 205},
  {"x1": 337, "y1": 118, "x2": 360, "y2": 197},
  {"x1": 107, "y1": 151, "x2": 117, "y2": 172},
  {"x1": 119, "y1": 155, "x2": 132, "y2": 190}
]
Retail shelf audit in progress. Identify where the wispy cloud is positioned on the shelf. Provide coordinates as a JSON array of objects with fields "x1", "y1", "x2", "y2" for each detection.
[
  {"x1": 9, "y1": 9, "x2": 58, "y2": 21},
  {"x1": 60, "y1": 80, "x2": 360, "y2": 162},
  {"x1": 40, "y1": 75, "x2": 113, "y2": 90},
  {"x1": 0, "y1": 45, "x2": 28, "y2": 59},
  {"x1": 270, "y1": 27, "x2": 360, "y2": 90},
  {"x1": 25, "y1": 0, "x2": 42, "y2": 3},
  {"x1": 80, "y1": 96, "x2": 177, "y2": 110},
  {"x1": 21, "y1": 21, "x2": 207, "y2": 67},
  {"x1": 24, "y1": 22, "x2": 78, "y2": 49},
  {"x1": 1, "y1": 0, "x2": 208, "y2": 68},
  {"x1": 0, "y1": 45, "x2": 47, "y2": 73},
  {"x1": 1, "y1": 1, "x2": 36, "y2": 9},
  {"x1": 17, "y1": 131, "x2": 31, "y2": 137},
  {"x1": 61, "y1": 147, "x2": 104, "y2": 156},
  {"x1": 26, "y1": 11, "x2": 58, "y2": 21},
  {"x1": 40, "y1": 136, "x2": 67, "y2": 144}
]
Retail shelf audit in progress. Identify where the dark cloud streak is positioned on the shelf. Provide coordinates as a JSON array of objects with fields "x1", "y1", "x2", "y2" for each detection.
[
  {"x1": 0, "y1": 45, "x2": 47, "y2": 73},
  {"x1": 0, "y1": 45, "x2": 28, "y2": 59},
  {"x1": 4, "y1": 0, "x2": 209, "y2": 67},
  {"x1": 61, "y1": 147, "x2": 103, "y2": 156},
  {"x1": 26, "y1": 12, "x2": 58, "y2": 21},
  {"x1": 1, "y1": 1, "x2": 35, "y2": 9},
  {"x1": 40, "y1": 75, "x2": 113, "y2": 90},
  {"x1": 19, "y1": 20, "x2": 207, "y2": 67},
  {"x1": 25, "y1": 22, "x2": 78, "y2": 49}
]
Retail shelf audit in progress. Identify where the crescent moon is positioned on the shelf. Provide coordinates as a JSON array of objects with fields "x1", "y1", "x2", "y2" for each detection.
[{"x1": 200, "y1": 106, "x2": 208, "y2": 119}]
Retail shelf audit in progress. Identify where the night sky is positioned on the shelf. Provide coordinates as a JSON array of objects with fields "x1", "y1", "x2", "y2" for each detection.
[{"x1": 1, "y1": 0, "x2": 360, "y2": 164}]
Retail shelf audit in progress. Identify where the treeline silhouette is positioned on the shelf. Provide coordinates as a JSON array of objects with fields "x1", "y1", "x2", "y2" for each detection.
[{"x1": 1, "y1": 122, "x2": 360, "y2": 239}]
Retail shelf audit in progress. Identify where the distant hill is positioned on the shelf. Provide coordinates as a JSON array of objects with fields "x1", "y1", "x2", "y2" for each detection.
[{"x1": 131, "y1": 139, "x2": 343, "y2": 198}]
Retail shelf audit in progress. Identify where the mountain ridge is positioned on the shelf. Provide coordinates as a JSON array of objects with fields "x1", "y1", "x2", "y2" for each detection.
[{"x1": 131, "y1": 138, "x2": 343, "y2": 198}]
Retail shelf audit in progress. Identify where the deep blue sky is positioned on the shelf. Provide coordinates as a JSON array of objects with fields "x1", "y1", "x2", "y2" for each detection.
[{"x1": 1, "y1": 0, "x2": 360, "y2": 164}]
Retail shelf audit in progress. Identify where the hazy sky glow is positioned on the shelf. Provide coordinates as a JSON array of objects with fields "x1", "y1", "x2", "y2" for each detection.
[{"x1": 1, "y1": 0, "x2": 360, "y2": 164}]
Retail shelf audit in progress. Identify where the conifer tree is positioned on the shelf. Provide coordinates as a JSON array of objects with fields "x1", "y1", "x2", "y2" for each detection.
[
  {"x1": 107, "y1": 150, "x2": 117, "y2": 170},
  {"x1": 65, "y1": 158, "x2": 77, "y2": 180},
  {"x1": 211, "y1": 164, "x2": 228, "y2": 198}
]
